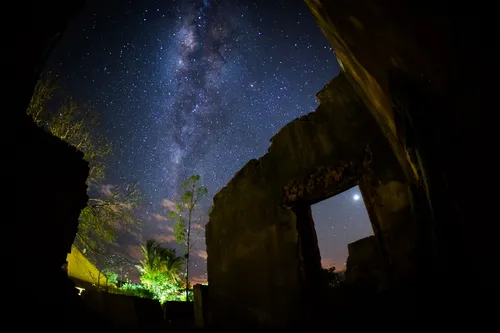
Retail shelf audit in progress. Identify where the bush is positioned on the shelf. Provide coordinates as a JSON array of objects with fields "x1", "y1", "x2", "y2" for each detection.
[
  {"x1": 140, "y1": 271, "x2": 186, "y2": 303},
  {"x1": 119, "y1": 282, "x2": 155, "y2": 299},
  {"x1": 321, "y1": 267, "x2": 345, "y2": 288},
  {"x1": 103, "y1": 270, "x2": 119, "y2": 285}
]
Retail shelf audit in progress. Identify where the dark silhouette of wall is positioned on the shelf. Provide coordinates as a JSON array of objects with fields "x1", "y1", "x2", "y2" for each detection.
[
  {"x1": 14, "y1": 0, "x2": 97, "y2": 328},
  {"x1": 206, "y1": 0, "x2": 490, "y2": 330},
  {"x1": 206, "y1": 73, "x2": 411, "y2": 329}
]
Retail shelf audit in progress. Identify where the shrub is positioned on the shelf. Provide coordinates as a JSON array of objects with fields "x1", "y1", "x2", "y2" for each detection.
[
  {"x1": 119, "y1": 282, "x2": 155, "y2": 299},
  {"x1": 140, "y1": 271, "x2": 186, "y2": 303}
]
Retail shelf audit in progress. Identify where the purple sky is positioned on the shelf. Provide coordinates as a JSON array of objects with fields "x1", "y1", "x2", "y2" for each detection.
[{"x1": 42, "y1": 0, "x2": 372, "y2": 283}]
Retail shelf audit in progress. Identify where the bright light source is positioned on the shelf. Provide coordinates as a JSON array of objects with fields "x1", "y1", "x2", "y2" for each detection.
[
  {"x1": 75, "y1": 287, "x2": 85, "y2": 296},
  {"x1": 353, "y1": 194, "x2": 360, "y2": 201}
]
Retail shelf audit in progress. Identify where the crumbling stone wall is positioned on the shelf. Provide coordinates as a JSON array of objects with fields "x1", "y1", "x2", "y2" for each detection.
[
  {"x1": 345, "y1": 235, "x2": 386, "y2": 287},
  {"x1": 304, "y1": 0, "x2": 487, "y2": 289},
  {"x1": 206, "y1": 73, "x2": 413, "y2": 329},
  {"x1": 207, "y1": 0, "x2": 488, "y2": 328}
]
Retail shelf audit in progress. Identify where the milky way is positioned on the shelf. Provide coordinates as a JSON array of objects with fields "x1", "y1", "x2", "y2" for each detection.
[
  {"x1": 44, "y1": 0, "x2": 374, "y2": 282},
  {"x1": 158, "y1": 0, "x2": 244, "y2": 194}
]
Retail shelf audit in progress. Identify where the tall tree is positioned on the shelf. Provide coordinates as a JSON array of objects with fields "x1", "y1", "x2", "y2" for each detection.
[
  {"x1": 167, "y1": 175, "x2": 208, "y2": 301},
  {"x1": 27, "y1": 77, "x2": 141, "y2": 254}
]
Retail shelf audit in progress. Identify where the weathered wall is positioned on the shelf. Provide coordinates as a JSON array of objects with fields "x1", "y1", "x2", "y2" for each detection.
[
  {"x1": 193, "y1": 284, "x2": 209, "y2": 328},
  {"x1": 17, "y1": 112, "x2": 91, "y2": 326},
  {"x1": 81, "y1": 290, "x2": 165, "y2": 332},
  {"x1": 16, "y1": 0, "x2": 87, "y2": 279},
  {"x1": 14, "y1": 1, "x2": 96, "y2": 328},
  {"x1": 67, "y1": 246, "x2": 112, "y2": 288},
  {"x1": 356, "y1": 133, "x2": 422, "y2": 284},
  {"x1": 345, "y1": 235, "x2": 385, "y2": 287},
  {"x1": 304, "y1": 0, "x2": 488, "y2": 288},
  {"x1": 206, "y1": 0, "x2": 488, "y2": 328},
  {"x1": 206, "y1": 73, "x2": 404, "y2": 329}
]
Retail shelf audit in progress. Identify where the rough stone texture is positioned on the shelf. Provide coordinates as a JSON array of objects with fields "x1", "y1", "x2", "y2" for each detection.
[
  {"x1": 305, "y1": 0, "x2": 489, "y2": 327},
  {"x1": 207, "y1": 0, "x2": 490, "y2": 329},
  {"x1": 206, "y1": 73, "x2": 405, "y2": 329},
  {"x1": 304, "y1": 0, "x2": 488, "y2": 288},
  {"x1": 345, "y1": 236, "x2": 385, "y2": 287},
  {"x1": 81, "y1": 290, "x2": 170, "y2": 332},
  {"x1": 357, "y1": 138, "x2": 421, "y2": 285},
  {"x1": 193, "y1": 284, "x2": 209, "y2": 328},
  {"x1": 15, "y1": 0, "x2": 490, "y2": 329}
]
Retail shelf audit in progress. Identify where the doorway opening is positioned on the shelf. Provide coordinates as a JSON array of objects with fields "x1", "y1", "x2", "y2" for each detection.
[{"x1": 311, "y1": 185, "x2": 373, "y2": 272}]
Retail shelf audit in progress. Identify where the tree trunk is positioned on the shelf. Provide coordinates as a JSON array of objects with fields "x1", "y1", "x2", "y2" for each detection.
[{"x1": 186, "y1": 209, "x2": 191, "y2": 301}]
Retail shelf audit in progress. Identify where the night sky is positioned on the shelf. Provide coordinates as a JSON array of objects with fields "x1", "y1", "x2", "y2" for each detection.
[{"x1": 43, "y1": 0, "x2": 373, "y2": 282}]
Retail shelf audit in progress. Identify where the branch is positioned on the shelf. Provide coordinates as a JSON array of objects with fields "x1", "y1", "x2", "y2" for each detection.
[{"x1": 76, "y1": 232, "x2": 103, "y2": 255}]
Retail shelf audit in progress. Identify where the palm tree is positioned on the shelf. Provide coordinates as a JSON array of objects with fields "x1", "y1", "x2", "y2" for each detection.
[
  {"x1": 158, "y1": 247, "x2": 184, "y2": 283},
  {"x1": 136, "y1": 240, "x2": 183, "y2": 282},
  {"x1": 137, "y1": 239, "x2": 160, "y2": 274}
]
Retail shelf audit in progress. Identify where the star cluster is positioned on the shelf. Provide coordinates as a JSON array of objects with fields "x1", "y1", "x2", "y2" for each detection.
[{"x1": 44, "y1": 0, "x2": 373, "y2": 282}]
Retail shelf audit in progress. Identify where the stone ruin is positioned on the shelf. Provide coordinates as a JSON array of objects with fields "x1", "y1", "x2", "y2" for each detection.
[
  {"x1": 15, "y1": 0, "x2": 490, "y2": 331},
  {"x1": 206, "y1": 71, "x2": 417, "y2": 329},
  {"x1": 204, "y1": 0, "x2": 489, "y2": 330}
]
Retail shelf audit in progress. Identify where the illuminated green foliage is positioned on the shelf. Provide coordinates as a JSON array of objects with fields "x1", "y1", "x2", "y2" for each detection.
[
  {"x1": 28, "y1": 78, "x2": 110, "y2": 184},
  {"x1": 119, "y1": 282, "x2": 154, "y2": 299},
  {"x1": 136, "y1": 240, "x2": 185, "y2": 303},
  {"x1": 76, "y1": 182, "x2": 142, "y2": 253},
  {"x1": 167, "y1": 175, "x2": 208, "y2": 301},
  {"x1": 103, "y1": 270, "x2": 119, "y2": 285},
  {"x1": 140, "y1": 271, "x2": 185, "y2": 303}
]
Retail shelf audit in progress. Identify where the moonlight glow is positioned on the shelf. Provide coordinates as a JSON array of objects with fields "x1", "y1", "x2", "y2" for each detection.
[{"x1": 312, "y1": 186, "x2": 373, "y2": 270}]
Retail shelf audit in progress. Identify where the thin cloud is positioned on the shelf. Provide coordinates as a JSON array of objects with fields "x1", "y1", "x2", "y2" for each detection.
[
  {"x1": 155, "y1": 223, "x2": 174, "y2": 233},
  {"x1": 190, "y1": 274, "x2": 208, "y2": 285},
  {"x1": 122, "y1": 202, "x2": 133, "y2": 211},
  {"x1": 321, "y1": 257, "x2": 335, "y2": 269},
  {"x1": 195, "y1": 250, "x2": 208, "y2": 260},
  {"x1": 162, "y1": 199, "x2": 177, "y2": 211},
  {"x1": 321, "y1": 257, "x2": 346, "y2": 271},
  {"x1": 126, "y1": 245, "x2": 142, "y2": 260},
  {"x1": 155, "y1": 234, "x2": 176, "y2": 243},
  {"x1": 100, "y1": 184, "x2": 116, "y2": 196},
  {"x1": 192, "y1": 223, "x2": 205, "y2": 231},
  {"x1": 152, "y1": 213, "x2": 168, "y2": 221}
]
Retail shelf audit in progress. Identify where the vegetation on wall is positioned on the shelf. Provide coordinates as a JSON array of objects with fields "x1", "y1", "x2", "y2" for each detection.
[
  {"x1": 167, "y1": 174, "x2": 208, "y2": 301},
  {"x1": 27, "y1": 77, "x2": 142, "y2": 254}
]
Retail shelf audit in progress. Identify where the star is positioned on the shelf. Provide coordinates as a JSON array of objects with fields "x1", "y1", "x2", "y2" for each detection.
[{"x1": 43, "y1": 0, "x2": 358, "y2": 281}]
